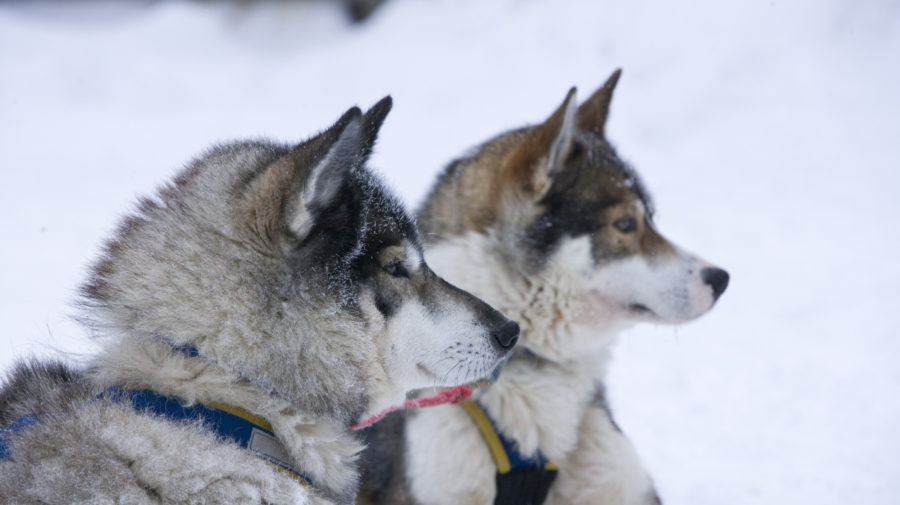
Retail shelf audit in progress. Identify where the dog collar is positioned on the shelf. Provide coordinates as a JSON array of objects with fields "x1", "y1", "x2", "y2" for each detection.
[
  {"x1": 350, "y1": 385, "x2": 472, "y2": 430},
  {"x1": 461, "y1": 400, "x2": 558, "y2": 505},
  {"x1": 106, "y1": 387, "x2": 313, "y2": 487},
  {"x1": 350, "y1": 348, "x2": 516, "y2": 430}
]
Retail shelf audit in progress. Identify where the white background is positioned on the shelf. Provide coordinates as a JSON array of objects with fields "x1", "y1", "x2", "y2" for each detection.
[{"x1": 1, "y1": 1, "x2": 898, "y2": 503}]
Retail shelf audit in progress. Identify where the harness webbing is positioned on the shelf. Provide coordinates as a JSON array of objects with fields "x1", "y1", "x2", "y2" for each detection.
[
  {"x1": 461, "y1": 400, "x2": 558, "y2": 505},
  {"x1": 0, "y1": 388, "x2": 312, "y2": 488},
  {"x1": 108, "y1": 388, "x2": 312, "y2": 486}
]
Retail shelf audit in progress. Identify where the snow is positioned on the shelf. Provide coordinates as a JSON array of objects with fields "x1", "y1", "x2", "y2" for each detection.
[{"x1": 1, "y1": 0, "x2": 898, "y2": 503}]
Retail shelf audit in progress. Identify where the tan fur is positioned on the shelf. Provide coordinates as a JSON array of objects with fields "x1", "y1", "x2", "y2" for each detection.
[
  {"x1": 418, "y1": 131, "x2": 523, "y2": 236},
  {"x1": 241, "y1": 156, "x2": 296, "y2": 252},
  {"x1": 577, "y1": 68, "x2": 621, "y2": 135},
  {"x1": 419, "y1": 90, "x2": 577, "y2": 239},
  {"x1": 500, "y1": 87, "x2": 577, "y2": 198},
  {"x1": 592, "y1": 201, "x2": 678, "y2": 261}
]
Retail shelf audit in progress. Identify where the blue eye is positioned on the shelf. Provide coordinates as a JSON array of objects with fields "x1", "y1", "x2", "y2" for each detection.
[{"x1": 613, "y1": 217, "x2": 637, "y2": 233}]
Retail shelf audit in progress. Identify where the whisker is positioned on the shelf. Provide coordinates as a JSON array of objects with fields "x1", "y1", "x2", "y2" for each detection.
[{"x1": 440, "y1": 359, "x2": 463, "y2": 385}]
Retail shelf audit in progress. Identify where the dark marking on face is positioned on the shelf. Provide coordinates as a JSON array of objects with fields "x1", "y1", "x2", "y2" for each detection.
[
  {"x1": 521, "y1": 132, "x2": 657, "y2": 268},
  {"x1": 374, "y1": 289, "x2": 400, "y2": 318}
]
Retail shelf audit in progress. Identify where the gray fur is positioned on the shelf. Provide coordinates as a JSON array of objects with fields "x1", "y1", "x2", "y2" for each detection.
[
  {"x1": 0, "y1": 359, "x2": 92, "y2": 428},
  {"x1": 0, "y1": 96, "x2": 516, "y2": 505}
]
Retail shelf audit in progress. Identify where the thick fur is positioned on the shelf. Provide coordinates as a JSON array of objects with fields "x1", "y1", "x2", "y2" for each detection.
[
  {"x1": 359, "y1": 70, "x2": 728, "y2": 505},
  {"x1": 0, "y1": 360, "x2": 92, "y2": 428},
  {"x1": 0, "y1": 97, "x2": 518, "y2": 504}
]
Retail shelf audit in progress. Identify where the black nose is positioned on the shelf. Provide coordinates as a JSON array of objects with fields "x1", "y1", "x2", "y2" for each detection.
[
  {"x1": 491, "y1": 320, "x2": 519, "y2": 350},
  {"x1": 701, "y1": 267, "x2": 729, "y2": 301}
]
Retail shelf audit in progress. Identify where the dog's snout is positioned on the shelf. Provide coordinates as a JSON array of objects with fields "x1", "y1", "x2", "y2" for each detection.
[
  {"x1": 701, "y1": 267, "x2": 729, "y2": 301},
  {"x1": 491, "y1": 319, "x2": 519, "y2": 350}
]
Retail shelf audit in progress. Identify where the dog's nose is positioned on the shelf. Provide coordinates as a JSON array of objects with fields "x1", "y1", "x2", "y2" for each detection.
[
  {"x1": 701, "y1": 267, "x2": 729, "y2": 301},
  {"x1": 491, "y1": 320, "x2": 519, "y2": 350}
]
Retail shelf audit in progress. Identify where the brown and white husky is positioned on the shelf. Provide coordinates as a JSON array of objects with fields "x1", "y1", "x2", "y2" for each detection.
[{"x1": 359, "y1": 70, "x2": 729, "y2": 505}]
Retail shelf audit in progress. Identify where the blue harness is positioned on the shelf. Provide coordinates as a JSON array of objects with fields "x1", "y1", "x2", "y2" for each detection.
[
  {"x1": 0, "y1": 387, "x2": 311, "y2": 487},
  {"x1": 0, "y1": 415, "x2": 39, "y2": 460}
]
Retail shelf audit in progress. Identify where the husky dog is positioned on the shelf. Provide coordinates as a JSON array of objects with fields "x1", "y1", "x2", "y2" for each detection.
[
  {"x1": 359, "y1": 71, "x2": 729, "y2": 505},
  {"x1": 0, "y1": 97, "x2": 519, "y2": 505}
]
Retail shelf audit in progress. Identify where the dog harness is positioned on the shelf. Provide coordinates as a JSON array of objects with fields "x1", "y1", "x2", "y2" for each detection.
[
  {"x1": 108, "y1": 387, "x2": 313, "y2": 486},
  {"x1": 0, "y1": 415, "x2": 39, "y2": 461},
  {"x1": 461, "y1": 400, "x2": 558, "y2": 505},
  {"x1": 0, "y1": 388, "x2": 312, "y2": 488}
]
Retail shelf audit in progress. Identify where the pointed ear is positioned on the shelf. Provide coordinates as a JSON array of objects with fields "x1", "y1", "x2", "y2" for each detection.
[
  {"x1": 501, "y1": 87, "x2": 577, "y2": 197},
  {"x1": 359, "y1": 95, "x2": 392, "y2": 160},
  {"x1": 577, "y1": 68, "x2": 621, "y2": 135},
  {"x1": 546, "y1": 87, "x2": 578, "y2": 174},
  {"x1": 288, "y1": 108, "x2": 363, "y2": 239}
]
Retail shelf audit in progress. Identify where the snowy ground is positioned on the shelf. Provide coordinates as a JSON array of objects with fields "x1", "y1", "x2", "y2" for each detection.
[{"x1": 1, "y1": 0, "x2": 898, "y2": 503}]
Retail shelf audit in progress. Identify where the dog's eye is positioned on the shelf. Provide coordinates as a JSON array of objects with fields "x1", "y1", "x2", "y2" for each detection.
[
  {"x1": 613, "y1": 217, "x2": 637, "y2": 233},
  {"x1": 383, "y1": 260, "x2": 409, "y2": 278}
]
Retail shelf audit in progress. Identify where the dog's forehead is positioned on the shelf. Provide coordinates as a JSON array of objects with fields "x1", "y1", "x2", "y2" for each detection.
[
  {"x1": 366, "y1": 205, "x2": 420, "y2": 246},
  {"x1": 359, "y1": 178, "x2": 422, "y2": 253},
  {"x1": 570, "y1": 136, "x2": 654, "y2": 215},
  {"x1": 379, "y1": 239, "x2": 422, "y2": 259}
]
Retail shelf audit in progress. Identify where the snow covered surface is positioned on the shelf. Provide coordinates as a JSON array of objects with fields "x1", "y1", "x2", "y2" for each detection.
[{"x1": 1, "y1": 0, "x2": 898, "y2": 503}]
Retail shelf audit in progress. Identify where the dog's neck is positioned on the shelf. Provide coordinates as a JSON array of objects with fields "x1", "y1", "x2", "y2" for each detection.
[
  {"x1": 87, "y1": 337, "x2": 363, "y2": 504},
  {"x1": 478, "y1": 350, "x2": 606, "y2": 461},
  {"x1": 425, "y1": 231, "x2": 628, "y2": 458}
]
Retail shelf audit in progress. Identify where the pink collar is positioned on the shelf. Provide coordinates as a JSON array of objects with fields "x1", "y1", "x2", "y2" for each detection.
[{"x1": 350, "y1": 385, "x2": 472, "y2": 430}]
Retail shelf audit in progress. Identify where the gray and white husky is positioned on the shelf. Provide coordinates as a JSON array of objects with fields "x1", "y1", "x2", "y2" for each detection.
[
  {"x1": 0, "y1": 97, "x2": 518, "y2": 505},
  {"x1": 359, "y1": 71, "x2": 729, "y2": 505}
]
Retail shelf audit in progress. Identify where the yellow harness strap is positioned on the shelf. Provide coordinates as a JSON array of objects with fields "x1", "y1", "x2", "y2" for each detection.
[{"x1": 461, "y1": 400, "x2": 513, "y2": 473}]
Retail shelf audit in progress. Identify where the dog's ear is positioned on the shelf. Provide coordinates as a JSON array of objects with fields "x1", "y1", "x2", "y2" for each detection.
[
  {"x1": 359, "y1": 95, "x2": 392, "y2": 161},
  {"x1": 241, "y1": 106, "x2": 375, "y2": 246},
  {"x1": 285, "y1": 97, "x2": 392, "y2": 239},
  {"x1": 287, "y1": 107, "x2": 364, "y2": 239},
  {"x1": 501, "y1": 87, "x2": 577, "y2": 197},
  {"x1": 577, "y1": 68, "x2": 621, "y2": 136}
]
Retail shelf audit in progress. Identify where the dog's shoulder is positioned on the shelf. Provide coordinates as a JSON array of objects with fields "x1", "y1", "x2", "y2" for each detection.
[{"x1": 0, "y1": 369, "x2": 324, "y2": 504}]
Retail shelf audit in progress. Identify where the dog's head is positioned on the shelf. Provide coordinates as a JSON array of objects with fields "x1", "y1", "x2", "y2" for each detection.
[
  {"x1": 419, "y1": 71, "x2": 728, "y2": 359},
  {"x1": 81, "y1": 97, "x2": 517, "y2": 424}
]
